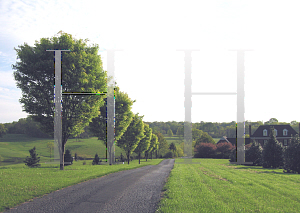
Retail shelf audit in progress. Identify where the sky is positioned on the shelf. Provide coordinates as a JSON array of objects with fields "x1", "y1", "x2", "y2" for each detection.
[{"x1": 1, "y1": 0, "x2": 300, "y2": 124}]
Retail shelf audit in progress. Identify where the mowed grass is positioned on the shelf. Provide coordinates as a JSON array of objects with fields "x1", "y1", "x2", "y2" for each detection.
[
  {"x1": 0, "y1": 158, "x2": 163, "y2": 212},
  {"x1": 0, "y1": 134, "x2": 141, "y2": 166},
  {"x1": 156, "y1": 158, "x2": 300, "y2": 213}
]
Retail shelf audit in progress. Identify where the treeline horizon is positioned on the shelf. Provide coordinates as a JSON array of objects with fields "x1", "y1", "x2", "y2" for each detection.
[{"x1": 2, "y1": 117, "x2": 299, "y2": 139}]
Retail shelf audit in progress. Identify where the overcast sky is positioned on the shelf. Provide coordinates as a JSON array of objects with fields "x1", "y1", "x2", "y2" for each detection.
[{"x1": 1, "y1": 0, "x2": 300, "y2": 124}]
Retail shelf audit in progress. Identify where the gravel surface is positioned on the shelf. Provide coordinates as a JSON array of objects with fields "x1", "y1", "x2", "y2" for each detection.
[{"x1": 4, "y1": 159, "x2": 175, "y2": 213}]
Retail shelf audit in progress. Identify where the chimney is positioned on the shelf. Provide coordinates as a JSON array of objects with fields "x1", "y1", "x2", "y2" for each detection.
[{"x1": 249, "y1": 125, "x2": 251, "y2": 137}]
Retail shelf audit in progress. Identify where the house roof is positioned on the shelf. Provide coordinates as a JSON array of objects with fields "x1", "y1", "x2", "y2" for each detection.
[
  {"x1": 217, "y1": 136, "x2": 230, "y2": 143},
  {"x1": 217, "y1": 137, "x2": 250, "y2": 146},
  {"x1": 251, "y1": 125, "x2": 298, "y2": 137}
]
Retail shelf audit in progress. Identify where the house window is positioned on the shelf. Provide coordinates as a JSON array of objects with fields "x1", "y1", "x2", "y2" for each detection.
[
  {"x1": 263, "y1": 129, "x2": 268, "y2": 136},
  {"x1": 283, "y1": 129, "x2": 288, "y2": 136},
  {"x1": 284, "y1": 140, "x2": 287, "y2": 145},
  {"x1": 264, "y1": 140, "x2": 268, "y2": 145}
]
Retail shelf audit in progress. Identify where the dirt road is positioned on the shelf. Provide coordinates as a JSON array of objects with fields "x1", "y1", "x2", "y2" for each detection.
[{"x1": 4, "y1": 159, "x2": 174, "y2": 213}]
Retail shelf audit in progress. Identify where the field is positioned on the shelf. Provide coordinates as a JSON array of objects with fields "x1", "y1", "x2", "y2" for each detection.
[
  {"x1": 0, "y1": 134, "x2": 143, "y2": 166},
  {"x1": 156, "y1": 158, "x2": 300, "y2": 213}
]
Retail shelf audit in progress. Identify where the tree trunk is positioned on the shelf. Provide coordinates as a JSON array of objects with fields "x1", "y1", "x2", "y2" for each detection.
[
  {"x1": 60, "y1": 143, "x2": 65, "y2": 170},
  {"x1": 145, "y1": 151, "x2": 148, "y2": 161},
  {"x1": 127, "y1": 152, "x2": 130, "y2": 165},
  {"x1": 139, "y1": 152, "x2": 141, "y2": 164},
  {"x1": 151, "y1": 151, "x2": 153, "y2": 160}
]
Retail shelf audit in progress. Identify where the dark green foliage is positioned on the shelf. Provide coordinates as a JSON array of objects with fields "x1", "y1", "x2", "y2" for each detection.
[
  {"x1": 229, "y1": 147, "x2": 236, "y2": 163},
  {"x1": 24, "y1": 147, "x2": 41, "y2": 168},
  {"x1": 64, "y1": 149, "x2": 73, "y2": 166},
  {"x1": 164, "y1": 151, "x2": 175, "y2": 158},
  {"x1": 92, "y1": 153, "x2": 101, "y2": 165},
  {"x1": 0, "y1": 123, "x2": 8, "y2": 138},
  {"x1": 120, "y1": 153, "x2": 126, "y2": 162},
  {"x1": 245, "y1": 140, "x2": 263, "y2": 166},
  {"x1": 194, "y1": 143, "x2": 217, "y2": 158},
  {"x1": 169, "y1": 142, "x2": 177, "y2": 153},
  {"x1": 283, "y1": 134, "x2": 300, "y2": 174},
  {"x1": 261, "y1": 126, "x2": 284, "y2": 169}
]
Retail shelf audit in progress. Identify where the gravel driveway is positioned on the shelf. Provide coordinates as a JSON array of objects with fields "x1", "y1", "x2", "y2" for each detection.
[{"x1": 4, "y1": 159, "x2": 175, "y2": 213}]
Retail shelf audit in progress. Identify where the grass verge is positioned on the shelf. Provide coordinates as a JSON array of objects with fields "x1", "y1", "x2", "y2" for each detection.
[
  {"x1": 0, "y1": 158, "x2": 163, "y2": 212},
  {"x1": 156, "y1": 158, "x2": 300, "y2": 213}
]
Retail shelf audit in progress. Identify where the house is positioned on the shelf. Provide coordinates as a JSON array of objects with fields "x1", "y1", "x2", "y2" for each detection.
[
  {"x1": 250, "y1": 124, "x2": 299, "y2": 147},
  {"x1": 217, "y1": 136, "x2": 251, "y2": 147},
  {"x1": 217, "y1": 123, "x2": 300, "y2": 148}
]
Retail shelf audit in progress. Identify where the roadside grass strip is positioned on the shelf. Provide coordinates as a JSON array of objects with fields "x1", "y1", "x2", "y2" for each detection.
[
  {"x1": 156, "y1": 158, "x2": 300, "y2": 213},
  {"x1": 0, "y1": 159, "x2": 163, "y2": 212}
]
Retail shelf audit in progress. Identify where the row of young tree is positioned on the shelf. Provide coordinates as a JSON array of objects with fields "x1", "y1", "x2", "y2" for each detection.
[{"x1": 8, "y1": 31, "x2": 176, "y2": 170}]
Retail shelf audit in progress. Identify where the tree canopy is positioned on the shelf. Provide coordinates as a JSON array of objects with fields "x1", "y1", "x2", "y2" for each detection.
[
  {"x1": 134, "y1": 123, "x2": 152, "y2": 164},
  {"x1": 117, "y1": 113, "x2": 145, "y2": 164},
  {"x1": 12, "y1": 31, "x2": 108, "y2": 169},
  {"x1": 88, "y1": 83, "x2": 135, "y2": 163}
]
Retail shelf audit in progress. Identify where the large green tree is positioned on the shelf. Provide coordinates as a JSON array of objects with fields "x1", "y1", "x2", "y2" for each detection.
[
  {"x1": 117, "y1": 113, "x2": 145, "y2": 164},
  {"x1": 12, "y1": 31, "x2": 107, "y2": 170},
  {"x1": 88, "y1": 84, "x2": 135, "y2": 164},
  {"x1": 167, "y1": 129, "x2": 173, "y2": 137},
  {"x1": 192, "y1": 128, "x2": 203, "y2": 141},
  {"x1": 134, "y1": 123, "x2": 152, "y2": 164},
  {"x1": 195, "y1": 131, "x2": 215, "y2": 145}
]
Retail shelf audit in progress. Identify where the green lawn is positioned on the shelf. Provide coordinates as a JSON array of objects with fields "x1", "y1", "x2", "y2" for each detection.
[
  {"x1": 0, "y1": 134, "x2": 141, "y2": 166},
  {"x1": 156, "y1": 158, "x2": 300, "y2": 213},
  {"x1": 0, "y1": 158, "x2": 164, "y2": 212}
]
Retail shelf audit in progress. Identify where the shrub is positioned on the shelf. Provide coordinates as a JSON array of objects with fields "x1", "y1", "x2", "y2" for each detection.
[
  {"x1": 194, "y1": 143, "x2": 217, "y2": 158},
  {"x1": 24, "y1": 147, "x2": 41, "y2": 168},
  {"x1": 92, "y1": 153, "x2": 100, "y2": 165},
  {"x1": 283, "y1": 134, "x2": 300, "y2": 174},
  {"x1": 216, "y1": 142, "x2": 235, "y2": 159},
  {"x1": 245, "y1": 141, "x2": 263, "y2": 166},
  {"x1": 261, "y1": 126, "x2": 284, "y2": 169},
  {"x1": 64, "y1": 149, "x2": 73, "y2": 166},
  {"x1": 74, "y1": 153, "x2": 78, "y2": 161},
  {"x1": 229, "y1": 146, "x2": 237, "y2": 163},
  {"x1": 164, "y1": 151, "x2": 175, "y2": 158}
]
